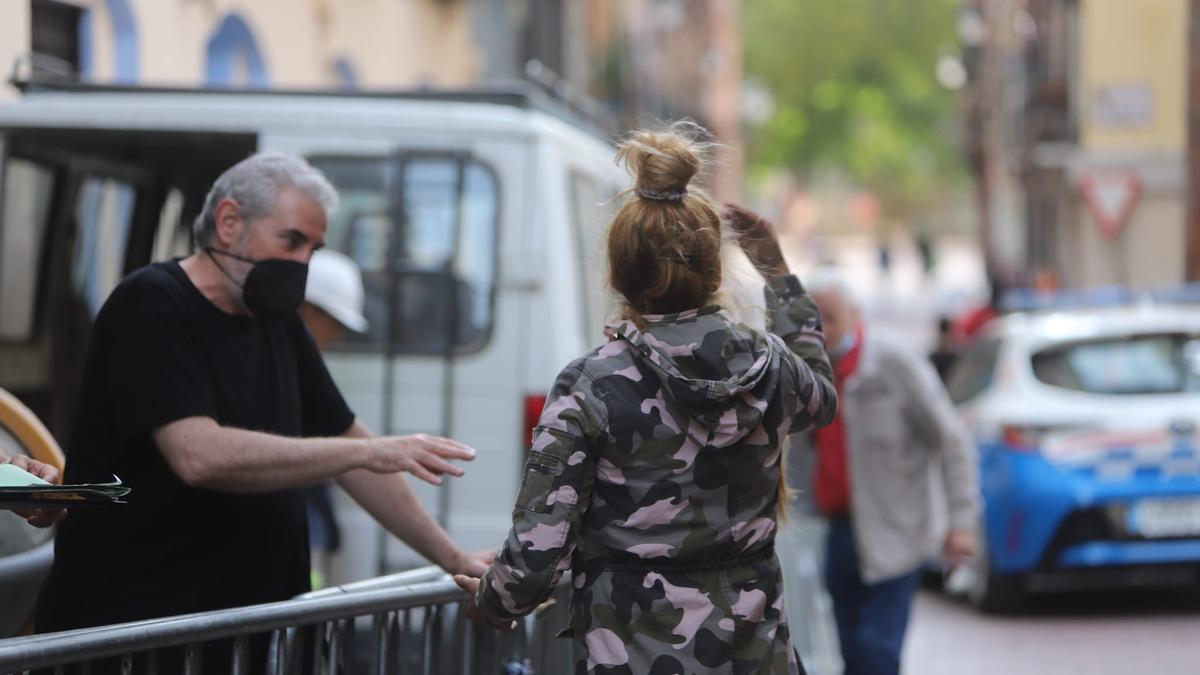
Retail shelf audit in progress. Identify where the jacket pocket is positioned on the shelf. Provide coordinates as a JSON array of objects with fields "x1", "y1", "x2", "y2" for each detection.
[{"x1": 515, "y1": 450, "x2": 562, "y2": 514}]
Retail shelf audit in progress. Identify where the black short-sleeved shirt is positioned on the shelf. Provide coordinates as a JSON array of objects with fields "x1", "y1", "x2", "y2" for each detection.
[{"x1": 35, "y1": 261, "x2": 355, "y2": 632}]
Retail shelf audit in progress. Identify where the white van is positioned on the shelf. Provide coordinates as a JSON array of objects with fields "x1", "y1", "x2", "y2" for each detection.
[{"x1": 0, "y1": 81, "x2": 626, "y2": 584}]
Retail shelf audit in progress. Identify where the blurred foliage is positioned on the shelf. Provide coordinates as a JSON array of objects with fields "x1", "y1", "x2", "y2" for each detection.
[{"x1": 743, "y1": 0, "x2": 966, "y2": 213}]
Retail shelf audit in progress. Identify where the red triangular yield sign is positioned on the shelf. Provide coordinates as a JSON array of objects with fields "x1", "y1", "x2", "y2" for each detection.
[{"x1": 1078, "y1": 171, "x2": 1142, "y2": 239}]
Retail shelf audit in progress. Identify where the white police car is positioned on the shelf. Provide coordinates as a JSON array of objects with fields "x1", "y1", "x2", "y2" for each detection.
[{"x1": 947, "y1": 288, "x2": 1200, "y2": 611}]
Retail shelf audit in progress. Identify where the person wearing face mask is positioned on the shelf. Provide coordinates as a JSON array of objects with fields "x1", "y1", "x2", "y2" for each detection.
[
  {"x1": 34, "y1": 154, "x2": 489, "y2": 670},
  {"x1": 796, "y1": 271, "x2": 980, "y2": 675}
]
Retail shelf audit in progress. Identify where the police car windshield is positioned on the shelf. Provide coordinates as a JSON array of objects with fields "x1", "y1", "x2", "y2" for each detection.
[{"x1": 1032, "y1": 333, "x2": 1200, "y2": 395}]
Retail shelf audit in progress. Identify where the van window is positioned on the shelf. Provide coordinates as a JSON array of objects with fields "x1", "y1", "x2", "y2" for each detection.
[
  {"x1": 311, "y1": 156, "x2": 499, "y2": 354},
  {"x1": 569, "y1": 171, "x2": 620, "y2": 341},
  {"x1": 150, "y1": 188, "x2": 191, "y2": 263},
  {"x1": 0, "y1": 158, "x2": 55, "y2": 341},
  {"x1": 72, "y1": 177, "x2": 136, "y2": 317}
]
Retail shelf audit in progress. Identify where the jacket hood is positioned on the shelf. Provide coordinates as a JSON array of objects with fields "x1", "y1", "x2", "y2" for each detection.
[{"x1": 603, "y1": 306, "x2": 783, "y2": 446}]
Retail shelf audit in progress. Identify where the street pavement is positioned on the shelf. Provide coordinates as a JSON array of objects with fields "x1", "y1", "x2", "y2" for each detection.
[{"x1": 904, "y1": 587, "x2": 1200, "y2": 674}]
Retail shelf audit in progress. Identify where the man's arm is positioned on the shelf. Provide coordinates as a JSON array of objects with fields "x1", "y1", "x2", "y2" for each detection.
[
  {"x1": 334, "y1": 421, "x2": 486, "y2": 576},
  {"x1": 153, "y1": 417, "x2": 474, "y2": 492},
  {"x1": 899, "y1": 345, "x2": 981, "y2": 561}
]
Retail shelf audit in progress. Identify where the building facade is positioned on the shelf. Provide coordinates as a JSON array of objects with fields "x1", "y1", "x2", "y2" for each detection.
[
  {"x1": 965, "y1": 0, "x2": 1187, "y2": 290},
  {"x1": 2, "y1": 0, "x2": 743, "y2": 199}
]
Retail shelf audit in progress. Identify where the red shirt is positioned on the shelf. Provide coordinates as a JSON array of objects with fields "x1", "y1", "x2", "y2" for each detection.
[
  {"x1": 812, "y1": 326, "x2": 863, "y2": 516},
  {"x1": 954, "y1": 304, "x2": 998, "y2": 343}
]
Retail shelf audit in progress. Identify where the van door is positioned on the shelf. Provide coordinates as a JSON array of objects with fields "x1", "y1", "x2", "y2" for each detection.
[
  {"x1": 264, "y1": 133, "x2": 526, "y2": 581},
  {"x1": 0, "y1": 128, "x2": 254, "y2": 443}
]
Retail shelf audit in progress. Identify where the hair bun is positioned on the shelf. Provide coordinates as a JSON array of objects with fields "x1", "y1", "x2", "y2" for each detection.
[{"x1": 617, "y1": 121, "x2": 712, "y2": 199}]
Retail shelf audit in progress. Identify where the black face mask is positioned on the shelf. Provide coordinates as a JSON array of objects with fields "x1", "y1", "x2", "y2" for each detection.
[{"x1": 205, "y1": 247, "x2": 309, "y2": 317}]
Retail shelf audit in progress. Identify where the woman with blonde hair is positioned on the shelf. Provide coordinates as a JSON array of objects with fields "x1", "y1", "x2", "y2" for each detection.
[{"x1": 455, "y1": 123, "x2": 837, "y2": 674}]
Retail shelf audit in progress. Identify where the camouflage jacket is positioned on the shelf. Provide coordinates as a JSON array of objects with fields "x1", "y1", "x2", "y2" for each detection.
[{"x1": 476, "y1": 275, "x2": 837, "y2": 674}]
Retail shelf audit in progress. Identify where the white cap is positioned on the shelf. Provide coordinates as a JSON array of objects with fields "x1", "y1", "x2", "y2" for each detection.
[{"x1": 305, "y1": 249, "x2": 369, "y2": 333}]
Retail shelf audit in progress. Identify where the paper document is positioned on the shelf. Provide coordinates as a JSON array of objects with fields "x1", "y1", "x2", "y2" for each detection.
[{"x1": 0, "y1": 463, "x2": 130, "y2": 507}]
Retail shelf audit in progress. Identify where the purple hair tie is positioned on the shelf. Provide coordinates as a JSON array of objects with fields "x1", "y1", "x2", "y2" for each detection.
[{"x1": 636, "y1": 186, "x2": 688, "y2": 202}]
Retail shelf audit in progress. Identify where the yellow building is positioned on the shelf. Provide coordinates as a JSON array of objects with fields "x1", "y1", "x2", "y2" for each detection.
[
  {"x1": 1065, "y1": 0, "x2": 1187, "y2": 288},
  {"x1": 1013, "y1": 0, "x2": 1187, "y2": 289},
  {"x1": 1, "y1": 0, "x2": 485, "y2": 104},
  {"x1": 967, "y1": 0, "x2": 1188, "y2": 290}
]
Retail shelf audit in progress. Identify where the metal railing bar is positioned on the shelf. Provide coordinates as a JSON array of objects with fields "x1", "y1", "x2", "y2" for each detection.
[
  {"x1": 269, "y1": 629, "x2": 284, "y2": 675},
  {"x1": 311, "y1": 623, "x2": 324, "y2": 675},
  {"x1": 231, "y1": 635, "x2": 247, "y2": 675},
  {"x1": 398, "y1": 609, "x2": 411, "y2": 675},
  {"x1": 431, "y1": 605, "x2": 443, "y2": 675},
  {"x1": 296, "y1": 568, "x2": 446, "y2": 600},
  {"x1": 372, "y1": 613, "x2": 386, "y2": 675},
  {"x1": 182, "y1": 643, "x2": 199, "y2": 675},
  {"x1": 342, "y1": 619, "x2": 355, "y2": 675},
  {"x1": 328, "y1": 621, "x2": 342, "y2": 675},
  {"x1": 284, "y1": 626, "x2": 302, "y2": 675},
  {"x1": 459, "y1": 604, "x2": 475, "y2": 675},
  {"x1": 0, "y1": 580, "x2": 466, "y2": 671},
  {"x1": 420, "y1": 606, "x2": 432, "y2": 675}
]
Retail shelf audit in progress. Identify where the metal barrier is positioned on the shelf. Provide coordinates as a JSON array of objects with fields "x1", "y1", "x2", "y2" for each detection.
[
  {"x1": 0, "y1": 524, "x2": 837, "y2": 675},
  {"x1": 775, "y1": 516, "x2": 843, "y2": 675},
  {"x1": 0, "y1": 567, "x2": 572, "y2": 675}
]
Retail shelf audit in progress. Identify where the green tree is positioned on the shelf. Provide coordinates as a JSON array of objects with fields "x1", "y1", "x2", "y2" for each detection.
[{"x1": 743, "y1": 0, "x2": 966, "y2": 213}]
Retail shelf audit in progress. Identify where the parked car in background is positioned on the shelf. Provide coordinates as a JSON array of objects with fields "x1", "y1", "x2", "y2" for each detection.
[{"x1": 947, "y1": 293, "x2": 1200, "y2": 611}]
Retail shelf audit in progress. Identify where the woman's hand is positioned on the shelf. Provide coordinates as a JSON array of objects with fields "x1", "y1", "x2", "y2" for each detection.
[
  {"x1": 453, "y1": 574, "x2": 517, "y2": 631},
  {"x1": 725, "y1": 203, "x2": 790, "y2": 277}
]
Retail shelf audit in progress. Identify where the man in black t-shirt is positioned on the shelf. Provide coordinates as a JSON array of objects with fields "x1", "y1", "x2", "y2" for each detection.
[{"x1": 35, "y1": 154, "x2": 488, "y2": 641}]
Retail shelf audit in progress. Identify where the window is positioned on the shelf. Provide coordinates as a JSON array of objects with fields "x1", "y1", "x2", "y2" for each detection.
[
  {"x1": 947, "y1": 337, "x2": 1001, "y2": 404},
  {"x1": 30, "y1": 0, "x2": 84, "y2": 78},
  {"x1": 0, "y1": 158, "x2": 55, "y2": 341},
  {"x1": 569, "y1": 171, "x2": 619, "y2": 341},
  {"x1": 72, "y1": 177, "x2": 135, "y2": 317},
  {"x1": 310, "y1": 155, "x2": 500, "y2": 354},
  {"x1": 1032, "y1": 334, "x2": 1200, "y2": 395},
  {"x1": 150, "y1": 188, "x2": 190, "y2": 263}
]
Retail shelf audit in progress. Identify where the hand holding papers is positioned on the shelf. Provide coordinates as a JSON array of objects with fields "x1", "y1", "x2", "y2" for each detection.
[{"x1": 0, "y1": 462, "x2": 130, "y2": 509}]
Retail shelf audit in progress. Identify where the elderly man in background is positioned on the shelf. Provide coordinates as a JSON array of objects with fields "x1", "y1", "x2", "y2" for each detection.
[
  {"x1": 34, "y1": 154, "x2": 487, "y2": 666},
  {"x1": 798, "y1": 272, "x2": 980, "y2": 675}
]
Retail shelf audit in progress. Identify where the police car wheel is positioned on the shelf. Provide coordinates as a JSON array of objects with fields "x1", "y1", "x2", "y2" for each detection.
[{"x1": 968, "y1": 531, "x2": 1027, "y2": 614}]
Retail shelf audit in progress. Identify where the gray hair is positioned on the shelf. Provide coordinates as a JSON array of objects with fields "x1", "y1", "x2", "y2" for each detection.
[
  {"x1": 193, "y1": 152, "x2": 339, "y2": 249},
  {"x1": 805, "y1": 267, "x2": 860, "y2": 308}
]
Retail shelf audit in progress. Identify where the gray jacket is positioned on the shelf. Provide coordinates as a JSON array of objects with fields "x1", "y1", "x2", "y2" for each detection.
[{"x1": 794, "y1": 328, "x2": 980, "y2": 583}]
